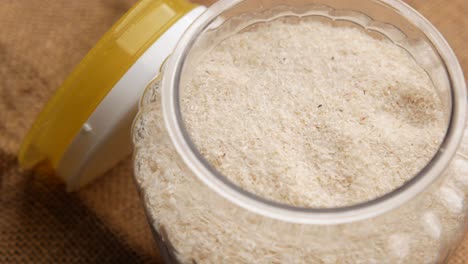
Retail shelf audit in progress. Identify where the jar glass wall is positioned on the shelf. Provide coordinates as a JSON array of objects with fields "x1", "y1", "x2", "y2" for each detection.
[{"x1": 133, "y1": 0, "x2": 467, "y2": 263}]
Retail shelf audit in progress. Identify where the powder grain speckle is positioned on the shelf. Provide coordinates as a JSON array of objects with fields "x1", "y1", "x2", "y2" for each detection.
[{"x1": 181, "y1": 19, "x2": 445, "y2": 207}]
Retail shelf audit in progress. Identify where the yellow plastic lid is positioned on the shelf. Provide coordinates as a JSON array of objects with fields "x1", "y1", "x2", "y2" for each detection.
[{"x1": 19, "y1": 0, "x2": 206, "y2": 190}]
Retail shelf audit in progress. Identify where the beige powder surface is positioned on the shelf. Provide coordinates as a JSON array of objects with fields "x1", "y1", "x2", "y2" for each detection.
[{"x1": 181, "y1": 19, "x2": 445, "y2": 207}]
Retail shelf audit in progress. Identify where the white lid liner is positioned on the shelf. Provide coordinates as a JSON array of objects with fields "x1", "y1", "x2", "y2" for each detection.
[{"x1": 58, "y1": 6, "x2": 207, "y2": 191}]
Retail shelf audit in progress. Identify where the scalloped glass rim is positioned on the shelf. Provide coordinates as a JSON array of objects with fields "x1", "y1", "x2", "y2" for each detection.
[{"x1": 148, "y1": 0, "x2": 467, "y2": 224}]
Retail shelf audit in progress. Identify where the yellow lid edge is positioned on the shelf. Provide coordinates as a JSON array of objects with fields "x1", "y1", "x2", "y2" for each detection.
[{"x1": 19, "y1": 0, "x2": 197, "y2": 177}]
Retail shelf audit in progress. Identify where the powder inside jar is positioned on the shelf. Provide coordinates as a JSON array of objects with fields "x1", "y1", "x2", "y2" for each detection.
[{"x1": 180, "y1": 18, "x2": 445, "y2": 207}]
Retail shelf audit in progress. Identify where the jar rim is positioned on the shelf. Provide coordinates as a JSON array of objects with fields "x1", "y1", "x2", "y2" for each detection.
[{"x1": 161, "y1": 0, "x2": 467, "y2": 224}]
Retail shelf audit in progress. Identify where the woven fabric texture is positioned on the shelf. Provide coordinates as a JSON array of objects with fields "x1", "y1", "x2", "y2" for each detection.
[{"x1": 0, "y1": 0, "x2": 466, "y2": 263}]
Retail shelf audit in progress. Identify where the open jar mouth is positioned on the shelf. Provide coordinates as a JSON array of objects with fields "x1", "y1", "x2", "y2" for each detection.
[{"x1": 161, "y1": 0, "x2": 467, "y2": 224}]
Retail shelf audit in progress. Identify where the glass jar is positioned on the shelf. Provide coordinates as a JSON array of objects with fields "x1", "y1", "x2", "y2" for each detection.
[{"x1": 132, "y1": 0, "x2": 467, "y2": 263}]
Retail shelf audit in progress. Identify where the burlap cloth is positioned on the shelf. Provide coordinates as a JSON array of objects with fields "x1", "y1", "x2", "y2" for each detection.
[{"x1": 0, "y1": 0, "x2": 466, "y2": 263}]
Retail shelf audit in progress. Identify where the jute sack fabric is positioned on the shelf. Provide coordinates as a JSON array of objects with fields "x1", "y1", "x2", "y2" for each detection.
[{"x1": 0, "y1": 0, "x2": 466, "y2": 263}]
